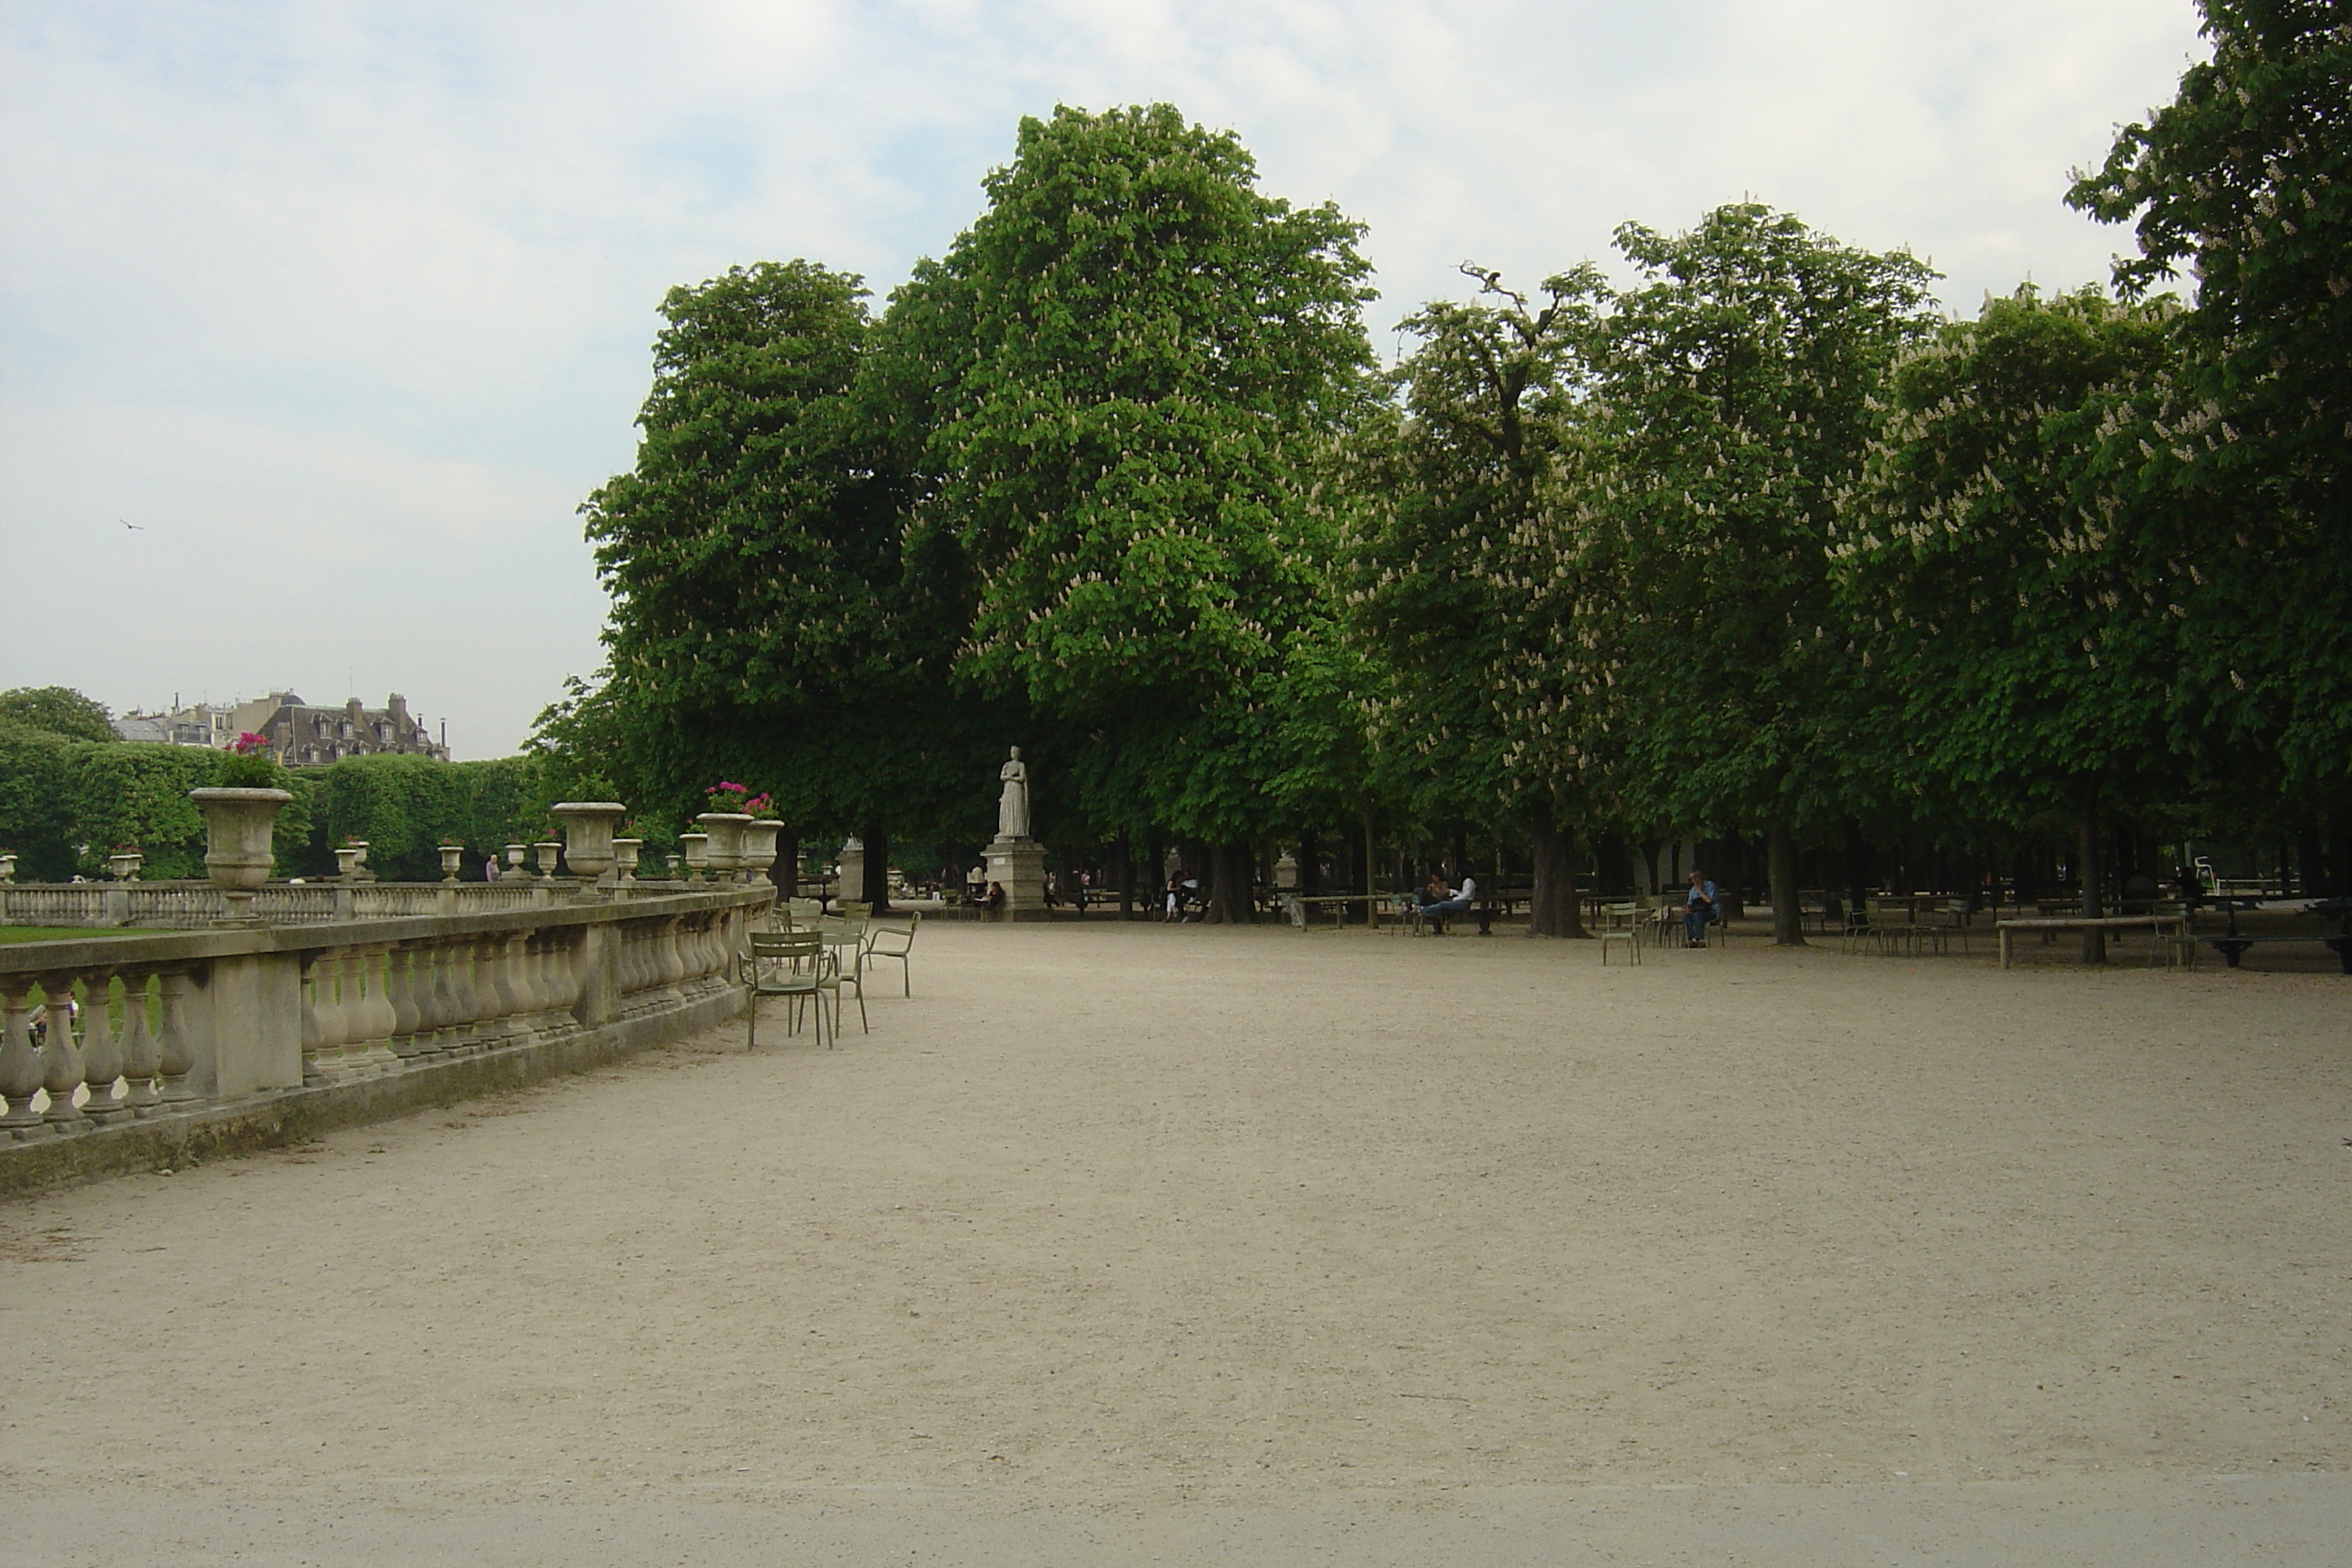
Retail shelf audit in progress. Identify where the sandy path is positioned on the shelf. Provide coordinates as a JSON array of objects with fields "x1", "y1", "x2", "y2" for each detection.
[{"x1": 3, "y1": 920, "x2": 2348, "y2": 1555}]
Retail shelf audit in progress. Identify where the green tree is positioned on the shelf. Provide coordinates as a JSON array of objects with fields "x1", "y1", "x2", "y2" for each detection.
[
  {"x1": 889, "y1": 103, "x2": 1377, "y2": 920},
  {"x1": 581, "y1": 260, "x2": 976, "y2": 902},
  {"x1": 1595, "y1": 204, "x2": 1942, "y2": 943},
  {"x1": 2067, "y1": 0, "x2": 2352, "y2": 837},
  {"x1": 1347, "y1": 265, "x2": 1618, "y2": 936},
  {"x1": 0, "y1": 686, "x2": 114, "y2": 744},
  {"x1": 1838, "y1": 286, "x2": 2189, "y2": 957}
]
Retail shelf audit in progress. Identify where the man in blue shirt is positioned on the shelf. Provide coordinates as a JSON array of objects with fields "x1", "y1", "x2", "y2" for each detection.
[{"x1": 1684, "y1": 869, "x2": 1719, "y2": 947}]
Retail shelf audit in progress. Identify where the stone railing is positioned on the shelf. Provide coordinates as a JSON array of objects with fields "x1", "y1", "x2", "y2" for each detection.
[
  {"x1": 0, "y1": 877, "x2": 716, "y2": 930},
  {"x1": 0, "y1": 882, "x2": 771, "y2": 1192}
]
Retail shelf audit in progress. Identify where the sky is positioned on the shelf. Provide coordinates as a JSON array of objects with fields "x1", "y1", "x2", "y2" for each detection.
[{"x1": 0, "y1": 0, "x2": 2209, "y2": 759}]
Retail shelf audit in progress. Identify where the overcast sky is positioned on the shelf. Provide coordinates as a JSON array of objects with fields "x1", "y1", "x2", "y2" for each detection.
[{"x1": 1, "y1": 0, "x2": 2207, "y2": 759}]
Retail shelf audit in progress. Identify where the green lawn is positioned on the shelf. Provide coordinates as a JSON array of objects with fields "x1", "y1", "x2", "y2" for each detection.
[{"x1": 0, "y1": 926, "x2": 124, "y2": 946}]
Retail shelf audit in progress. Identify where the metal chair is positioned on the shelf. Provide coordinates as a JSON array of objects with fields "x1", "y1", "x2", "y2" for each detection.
[
  {"x1": 817, "y1": 915, "x2": 869, "y2": 1034},
  {"x1": 1597, "y1": 902, "x2": 1642, "y2": 965},
  {"x1": 862, "y1": 911, "x2": 921, "y2": 996},
  {"x1": 741, "y1": 929, "x2": 830, "y2": 1050}
]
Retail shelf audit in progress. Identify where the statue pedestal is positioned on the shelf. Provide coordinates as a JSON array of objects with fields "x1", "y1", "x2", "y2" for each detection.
[
  {"x1": 835, "y1": 838, "x2": 864, "y2": 906},
  {"x1": 984, "y1": 837, "x2": 1049, "y2": 918}
]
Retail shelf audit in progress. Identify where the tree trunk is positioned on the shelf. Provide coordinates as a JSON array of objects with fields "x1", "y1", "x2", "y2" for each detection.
[
  {"x1": 1359, "y1": 808, "x2": 1377, "y2": 926},
  {"x1": 1113, "y1": 838, "x2": 1133, "y2": 919},
  {"x1": 1525, "y1": 800, "x2": 1588, "y2": 938},
  {"x1": 769, "y1": 832, "x2": 798, "y2": 898},
  {"x1": 1298, "y1": 828, "x2": 1320, "y2": 897},
  {"x1": 1769, "y1": 825, "x2": 1805, "y2": 946},
  {"x1": 1201, "y1": 841, "x2": 1254, "y2": 924},
  {"x1": 2076, "y1": 778, "x2": 2104, "y2": 964},
  {"x1": 860, "y1": 822, "x2": 891, "y2": 913}
]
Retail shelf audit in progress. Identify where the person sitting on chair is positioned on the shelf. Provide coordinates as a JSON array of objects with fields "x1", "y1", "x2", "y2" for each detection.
[
  {"x1": 1421, "y1": 871, "x2": 1478, "y2": 933},
  {"x1": 1684, "y1": 869, "x2": 1718, "y2": 947}
]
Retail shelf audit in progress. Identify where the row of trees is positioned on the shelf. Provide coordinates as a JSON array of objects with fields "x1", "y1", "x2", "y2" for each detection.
[
  {"x1": 0, "y1": 690, "x2": 558, "y2": 883},
  {"x1": 547, "y1": 3, "x2": 2350, "y2": 938}
]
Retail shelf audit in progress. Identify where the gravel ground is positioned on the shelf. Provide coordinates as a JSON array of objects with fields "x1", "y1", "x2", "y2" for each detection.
[{"x1": 3, "y1": 918, "x2": 2347, "y2": 1563}]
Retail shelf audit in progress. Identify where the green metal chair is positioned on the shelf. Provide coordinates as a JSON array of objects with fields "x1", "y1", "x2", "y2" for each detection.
[
  {"x1": 741, "y1": 929, "x2": 830, "y2": 1050},
  {"x1": 862, "y1": 911, "x2": 921, "y2": 997}
]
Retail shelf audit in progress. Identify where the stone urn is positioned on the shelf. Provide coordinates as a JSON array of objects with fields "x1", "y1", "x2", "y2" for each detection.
[
  {"x1": 109, "y1": 851, "x2": 142, "y2": 882},
  {"x1": 334, "y1": 847, "x2": 362, "y2": 878},
  {"x1": 551, "y1": 802, "x2": 628, "y2": 883},
  {"x1": 188, "y1": 787, "x2": 292, "y2": 925},
  {"x1": 504, "y1": 844, "x2": 529, "y2": 879},
  {"x1": 694, "y1": 812, "x2": 751, "y2": 877},
  {"x1": 0, "y1": 852, "x2": 16, "y2": 884},
  {"x1": 533, "y1": 840, "x2": 563, "y2": 879},
  {"x1": 679, "y1": 833, "x2": 711, "y2": 879},
  {"x1": 438, "y1": 845, "x2": 464, "y2": 883},
  {"x1": 664, "y1": 853, "x2": 683, "y2": 877},
  {"x1": 612, "y1": 838, "x2": 642, "y2": 885},
  {"x1": 740, "y1": 819, "x2": 784, "y2": 882},
  {"x1": 348, "y1": 839, "x2": 377, "y2": 881}
]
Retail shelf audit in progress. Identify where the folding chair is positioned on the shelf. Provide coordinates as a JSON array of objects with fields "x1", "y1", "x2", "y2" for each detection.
[
  {"x1": 742, "y1": 929, "x2": 830, "y2": 1050},
  {"x1": 862, "y1": 911, "x2": 921, "y2": 997}
]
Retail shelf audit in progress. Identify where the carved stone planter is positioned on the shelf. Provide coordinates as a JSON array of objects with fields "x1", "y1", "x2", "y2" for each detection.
[
  {"x1": 694, "y1": 813, "x2": 751, "y2": 878},
  {"x1": 740, "y1": 820, "x2": 783, "y2": 882},
  {"x1": 438, "y1": 845, "x2": 464, "y2": 884},
  {"x1": 551, "y1": 802, "x2": 628, "y2": 884},
  {"x1": 188, "y1": 787, "x2": 292, "y2": 926},
  {"x1": 679, "y1": 834, "x2": 711, "y2": 879}
]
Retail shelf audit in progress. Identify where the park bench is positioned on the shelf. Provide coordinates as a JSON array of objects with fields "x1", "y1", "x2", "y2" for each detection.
[
  {"x1": 2202, "y1": 897, "x2": 2352, "y2": 972},
  {"x1": 1279, "y1": 892, "x2": 1393, "y2": 930},
  {"x1": 1995, "y1": 914, "x2": 2184, "y2": 969}
]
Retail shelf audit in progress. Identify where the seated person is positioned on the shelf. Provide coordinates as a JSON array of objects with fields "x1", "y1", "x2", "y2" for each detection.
[
  {"x1": 1420, "y1": 872, "x2": 1478, "y2": 931},
  {"x1": 983, "y1": 879, "x2": 1007, "y2": 913},
  {"x1": 1684, "y1": 870, "x2": 1718, "y2": 946}
]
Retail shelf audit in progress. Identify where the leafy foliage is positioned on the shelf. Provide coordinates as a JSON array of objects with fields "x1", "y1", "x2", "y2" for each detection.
[{"x1": 0, "y1": 686, "x2": 115, "y2": 744}]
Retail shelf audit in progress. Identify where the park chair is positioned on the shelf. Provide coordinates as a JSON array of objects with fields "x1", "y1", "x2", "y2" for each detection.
[
  {"x1": 1596, "y1": 901, "x2": 1641, "y2": 965},
  {"x1": 1866, "y1": 897, "x2": 1916, "y2": 956},
  {"x1": 1838, "y1": 901, "x2": 1877, "y2": 956},
  {"x1": 1633, "y1": 892, "x2": 1676, "y2": 950},
  {"x1": 1927, "y1": 897, "x2": 1974, "y2": 956},
  {"x1": 2149, "y1": 899, "x2": 2197, "y2": 968},
  {"x1": 741, "y1": 929, "x2": 831, "y2": 1051},
  {"x1": 817, "y1": 914, "x2": 869, "y2": 1034},
  {"x1": 862, "y1": 910, "x2": 921, "y2": 997}
]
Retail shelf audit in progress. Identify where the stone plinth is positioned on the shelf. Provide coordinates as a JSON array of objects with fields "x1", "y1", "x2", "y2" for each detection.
[
  {"x1": 983, "y1": 837, "x2": 1049, "y2": 918},
  {"x1": 835, "y1": 838, "x2": 864, "y2": 906}
]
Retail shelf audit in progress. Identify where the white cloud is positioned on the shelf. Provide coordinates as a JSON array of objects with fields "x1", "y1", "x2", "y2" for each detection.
[{"x1": 0, "y1": 0, "x2": 2207, "y2": 755}]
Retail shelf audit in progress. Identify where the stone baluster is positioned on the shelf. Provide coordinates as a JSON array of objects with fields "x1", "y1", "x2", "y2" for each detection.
[
  {"x1": 479, "y1": 932, "x2": 524, "y2": 1043},
  {"x1": 300, "y1": 952, "x2": 346, "y2": 1086},
  {"x1": 77, "y1": 969, "x2": 126, "y2": 1123},
  {"x1": 458, "y1": 934, "x2": 503, "y2": 1045},
  {"x1": 350, "y1": 946, "x2": 399, "y2": 1073},
  {"x1": 497, "y1": 932, "x2": 539, "y2": 1041},
  {"x1": 386, "y1": 945, "x2": 426, "y2": 1059},
  {"x1": 426, "y1": 940, "x2": 463, "y2": 1054},
  {"x1": 41, "y1": 975, "x2": 88, "y2": 1131},
  {"x1": 407, "y1": 943, "x2": 448, "y2": 1057},
  {"x1": 544, "y1": 930, "x2": 582, "y2": 1029},
  {"x1": 520, "y1": 931, "x2": 560, "y2": 1036},
  {"x1": 438, "y1": 938, "x2": 481, "y2": 1053},
  {"x1": 154, "y1": 970, "x2": 198, "y2": 1104},
  {"x1": 118, "y1": 971, "x2": 161, "y2": 1114},
  {"x1": 657, "y1": 916, "x2": 689, "y2": 1005},
  {"x1": 619, "y1": 921, "x2": 650, "y2": 1008},
  {"x1": 1, "y1": 980, "x2": 43, "y2": 1132}
]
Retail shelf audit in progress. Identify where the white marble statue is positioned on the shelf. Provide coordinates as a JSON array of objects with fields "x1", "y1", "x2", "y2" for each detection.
[{"x1": 996, "y1": 747, "x2": 1031, "y2": 840}]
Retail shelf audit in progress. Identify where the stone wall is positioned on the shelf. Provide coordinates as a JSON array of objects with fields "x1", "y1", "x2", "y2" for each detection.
[{"x1": 0, "y1": 884, "x2": 772, "y2": 1197}]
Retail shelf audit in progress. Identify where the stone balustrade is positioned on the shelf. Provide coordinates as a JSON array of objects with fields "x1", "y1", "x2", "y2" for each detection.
[
  {"x1": 0, "y1": 883, "x2": 771, "y2": 1193},
  {"x1": 0, "y1": 877, "x2": 717, "y2": 930}
]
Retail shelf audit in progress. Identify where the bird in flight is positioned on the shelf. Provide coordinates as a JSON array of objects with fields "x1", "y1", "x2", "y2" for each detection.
[{"x1": 120, "y1": 518, "x2": 144, "y2": 530}]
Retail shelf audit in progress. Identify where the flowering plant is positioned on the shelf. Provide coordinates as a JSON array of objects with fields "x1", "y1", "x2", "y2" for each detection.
[
  {"x1": 705, "y1": 780, "x2": 775, "y2": 817},
  {"x1": 112, "y1": 843, "x2": 142, "y2": 855},
  {"x1": 218, "y1": 731, "x2": 282, "y2": 788}
]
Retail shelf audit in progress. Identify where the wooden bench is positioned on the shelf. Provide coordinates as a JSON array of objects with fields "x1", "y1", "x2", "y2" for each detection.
[
  {"x1": 1280, "y1": 892, "x2": 1396, "y2": 931},
  {"x1": 1995, "y1": 915, "x2": 2182, "y2": 969}
]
